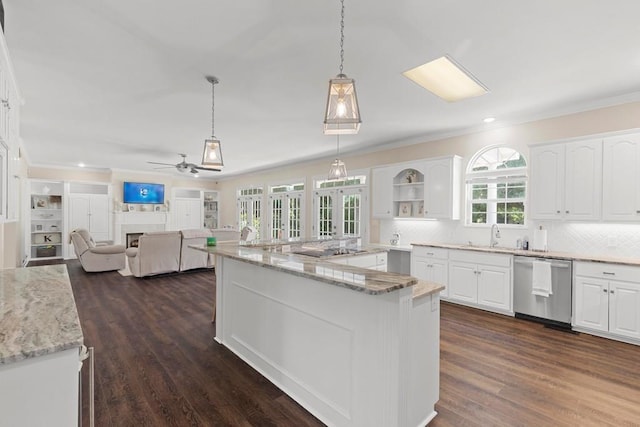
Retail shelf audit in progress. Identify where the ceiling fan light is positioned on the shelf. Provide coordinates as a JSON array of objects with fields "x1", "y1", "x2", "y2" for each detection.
[
  {"x1": 202, "y1": 138, "x2": 224, "y2": 168},
  {"x1": 324, "y1": 74, "x2": 361, "y2": 135}
]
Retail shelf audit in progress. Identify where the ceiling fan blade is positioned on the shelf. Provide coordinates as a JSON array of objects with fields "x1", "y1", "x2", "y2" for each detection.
[
  {"x1": 152, "y1": 166, "x2": 176, "y2": 169},
  {"x1": 147, "y1": 161, "x2": 176, "y2": 166},
  {"x1": 193, "y1": 165, "x2": 222, "y2": 172}
]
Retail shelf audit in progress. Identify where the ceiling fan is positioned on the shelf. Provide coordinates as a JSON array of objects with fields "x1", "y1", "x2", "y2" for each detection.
[{"x1": 147, "y1": 153, "x2": 221, "y2": 175}]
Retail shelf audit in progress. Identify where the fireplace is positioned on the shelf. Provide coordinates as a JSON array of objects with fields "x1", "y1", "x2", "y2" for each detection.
[{"x1": 126, "y1": 233, "x2": 144, "y2": 248}]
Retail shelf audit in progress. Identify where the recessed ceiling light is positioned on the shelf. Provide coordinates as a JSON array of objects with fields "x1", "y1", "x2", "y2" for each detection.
[
  {"x1": 78, "y1": 162, "x2": 85, "y2": 168},
  {"x1": 402, "y1": 55, "x2": 489, "y2": 102},
  {"x1": 483, "y1": 117, "x2": 496, "y2": 123}
]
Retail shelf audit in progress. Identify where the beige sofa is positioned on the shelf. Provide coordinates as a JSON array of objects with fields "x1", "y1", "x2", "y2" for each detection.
[
  {"x1": 70, "y1": 228, "x2": 126, "y2": 272},
  {"x1": 125, "y1": 231, "x2": 182, "y2": 277},
  {"x1": 124, "y1": 229, "x2": 241, "y2": 277}
]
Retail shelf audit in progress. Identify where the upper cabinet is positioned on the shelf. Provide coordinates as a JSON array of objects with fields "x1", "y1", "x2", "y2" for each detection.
[
  {"x1": 602, "y1": 133, "x2": 640, "y2": 221},
  {"x1": 529, "y1": 139, "x2": 602, "y2": 220},
  {"x1": 371, "y1": 155, "x2": 461, "y2": 220}
]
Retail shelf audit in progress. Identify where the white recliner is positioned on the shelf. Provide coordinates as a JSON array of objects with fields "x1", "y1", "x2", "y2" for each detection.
[
  {"x1": 179, "y1": 229, "x2": 214, "y2": 272},
  {"x1": 125, "y1": 231, "x2": 181, "y2": 277},
  {"x1": 70, "y1": 229, "x2": 126, "y2": 272}
]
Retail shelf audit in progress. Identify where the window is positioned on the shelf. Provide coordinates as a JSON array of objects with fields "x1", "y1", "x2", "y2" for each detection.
[
  {"x1": 267, "y1": 181, "x2": 304, "y2": 239},
  {"x1": 466, "y1": 146, "x2": 527, "y2": 226},
  {"x1": 313, "y1": 172, "x2": 368, "y2": 239},
  {"x1": 237, "y1": 186, "x2": 263, "y2": 238}
]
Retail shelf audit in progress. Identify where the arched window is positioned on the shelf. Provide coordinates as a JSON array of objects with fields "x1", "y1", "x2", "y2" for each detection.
[{"x1": 466, "y1": 146, "x2": 527, "y2": 226}]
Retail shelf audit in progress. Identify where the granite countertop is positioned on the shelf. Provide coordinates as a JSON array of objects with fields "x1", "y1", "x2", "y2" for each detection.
[
  {"x1": 368, "y1": 243, "x2": 413, "y2": 252},
  {"x1": 0, "y1": 265, "x2": 84, "y2": 365},
  {"x1": 412, "y1": 281, "x2": 445, "y2": 299},
  {"x1": 411, "y1": 242, "x2": 640, "y2": 266},
  {"x1": 193, "y1": 241, "x2": 420, "y2": 295}
]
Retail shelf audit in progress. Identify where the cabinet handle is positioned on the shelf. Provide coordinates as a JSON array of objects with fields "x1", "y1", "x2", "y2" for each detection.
[
  {"x1": 566, "y1": 210, "x2": 569, "y2": 214},
  {"x1": 556, "y1": 210, "x2": 561, "y2": 214},
  {"x1": 637, "y1": 210, "x2": 640, "y2": 214},
  {"x1": 426, "y1": 252, "x2": 434, "y2": 256},
  {"x1": 603, "y1": 289, "x2": 608, "y2": 293},
  {"x1": 610, "y1": 290, "x2": 615, "y2": 294},
  {"x1": 602, "y1": 272, "x2": 616, "y2": 276}
]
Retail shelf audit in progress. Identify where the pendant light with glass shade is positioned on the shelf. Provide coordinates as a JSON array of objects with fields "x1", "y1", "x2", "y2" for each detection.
[
  {"x1": 323, "y1": 0, "x2": 361, "y2": 135},
  {"x1": 328, "y1": 134, "x2": 348, "y2": 180},
  {"x1": 201, "y1": 76, "x2": 224, "y2": 169}
]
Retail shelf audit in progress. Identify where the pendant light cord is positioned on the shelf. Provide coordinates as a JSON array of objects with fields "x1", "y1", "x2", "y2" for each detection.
[
  {"x1": 336, "y1": 134, "x2": 340, "y2": 157},
  {"x1": 206, "y1": 75, "x2": 219, "y2": 137},
  {"x1": 339, "y1": 0, "x2": 345, "y2": 74}
]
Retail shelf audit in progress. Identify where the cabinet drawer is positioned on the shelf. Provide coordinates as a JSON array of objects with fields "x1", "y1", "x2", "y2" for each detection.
[
  {"x1": 449, "y1": 250, "x2": 512, "y2": 268},
  {"x1": 574, "y1": 261, "x2": 640, "y2": 283},
  {"x1": 412, "y1": 246, "x2": 449, "y2": 259},
  {"x1": 376, "y1": 253, "x2": 388, "y2": 266}
]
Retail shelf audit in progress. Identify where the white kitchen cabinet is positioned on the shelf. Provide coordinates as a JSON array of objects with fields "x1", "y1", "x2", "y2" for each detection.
[
  {"x1": 423, "y1": 156, "x2": 461, "y2": 220},
  {"x1": 574, "y1": 261, "x2": 640, "y2": 343},
  {"x1": 371, "y1": 155, "x2": 461, "y2": 220},
  {"x1": 602, "y1": 133, "x2": 640, "y2": 221},
  {"x1": 447, "y1": 250, "x2": 512, "y2": 314},
  {"x1": 411, "y1": 246, "x2": 448, "y2": 298},
  {"x1": 371, "y1": 167, "x2": 394, "y2": 218},
  {"x1": 529, "y1": 139, "x2": 602, "y2": 220}
]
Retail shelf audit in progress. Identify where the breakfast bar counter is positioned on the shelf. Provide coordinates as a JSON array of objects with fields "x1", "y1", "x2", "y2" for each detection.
[{"x1": 195, "y1": 241, "x2": 443, "y2": 427}]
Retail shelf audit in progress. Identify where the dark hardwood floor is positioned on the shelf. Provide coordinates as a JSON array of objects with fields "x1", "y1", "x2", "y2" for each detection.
[{"x1": 64, "y1": 260, "x2": 640, "y2": 426}]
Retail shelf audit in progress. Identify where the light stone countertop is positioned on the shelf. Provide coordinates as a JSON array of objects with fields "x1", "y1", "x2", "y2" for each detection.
[
  {"x1": 193, "y1": 241, "x2": 430, "y2": 295},
  {"x1": 411, "y1": 242, "x2": 640, "y2": 266},
  {"x1": 0, "y1": 265, "x2": 84, "y2": 365}
]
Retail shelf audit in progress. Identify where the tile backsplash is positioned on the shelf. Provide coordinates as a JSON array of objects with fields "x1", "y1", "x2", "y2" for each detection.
[{"x1": 379, "y1": 220, "x2": 640, "y2": 259}]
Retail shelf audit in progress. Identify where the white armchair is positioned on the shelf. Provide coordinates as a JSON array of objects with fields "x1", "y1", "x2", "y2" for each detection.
[{"x1": 70, "y1": 229, "x2": 126, "y2": 272}]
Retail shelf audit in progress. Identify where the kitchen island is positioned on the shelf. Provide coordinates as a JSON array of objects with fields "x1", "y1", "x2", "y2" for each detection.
[
  {"x1": 0, "y1": 265, "x2": 84, "y2": 427},
  {"x1": 195, "y1": 241, "x2": 443, "y2": 427}
]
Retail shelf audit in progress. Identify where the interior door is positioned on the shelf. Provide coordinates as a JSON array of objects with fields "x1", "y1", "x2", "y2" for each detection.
[
  {"x1": 68, "y1": 195, "x2": 90, "y2": 258},
  {"x1": 89, "y1": 195, "x2": 109, "y2": 241},
  {"x1": 174, "y1": 198, "x2": 201, "y2": 230}
]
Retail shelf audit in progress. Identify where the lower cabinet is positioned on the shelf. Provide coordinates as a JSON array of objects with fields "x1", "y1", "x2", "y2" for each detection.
[
  {"x1": 411, "y1": 246, "x2": 448, "y2": 298},
  {"x1": 448, "y1": 250, "x2": 512, "y2": 314},
  {"x1": 574, "y1": 261, "x2": 640, "y2": 342}
]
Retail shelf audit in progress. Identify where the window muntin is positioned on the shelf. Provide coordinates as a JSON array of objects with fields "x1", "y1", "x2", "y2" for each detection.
[
  {"x1": 237, "y1": 186, "x2": 263, "y2": 238},
  {"x1": 466, "y1": 146, "x2": 527, "y2": 226}
]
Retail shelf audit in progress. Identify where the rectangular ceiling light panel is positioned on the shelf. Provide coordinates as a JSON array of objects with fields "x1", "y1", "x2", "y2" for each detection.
[{"x1": 403, "y1": 55, "x2": 488, "y2": 102}]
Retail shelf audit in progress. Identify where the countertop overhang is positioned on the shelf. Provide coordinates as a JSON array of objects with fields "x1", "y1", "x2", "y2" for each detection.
[
  {"x1": 0, "y1": 265, "x2": 84, "y2": 365},
  {"x1": 193, "y1": 241, "x2": 444, "y2": 296}
]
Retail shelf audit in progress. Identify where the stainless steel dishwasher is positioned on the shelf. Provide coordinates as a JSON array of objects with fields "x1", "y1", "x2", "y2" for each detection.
[{"x1": 513, "y1": 256, "x2": 572, "y2": 328}]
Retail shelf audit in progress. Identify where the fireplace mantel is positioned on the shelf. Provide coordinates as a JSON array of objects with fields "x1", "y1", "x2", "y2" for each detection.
[{"x1": 114, "y1": 211, "x2": 170, "y2": 245}]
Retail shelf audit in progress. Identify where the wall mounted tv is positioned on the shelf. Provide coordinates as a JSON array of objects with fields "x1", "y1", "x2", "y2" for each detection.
[{"x1": 123, "y1": 182, "x2": 165, "y2": 204}]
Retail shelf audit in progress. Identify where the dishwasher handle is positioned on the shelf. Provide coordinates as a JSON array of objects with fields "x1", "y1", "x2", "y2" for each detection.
[{"x1": 514, "y1": 257, "x2": 571, "y2": 269}]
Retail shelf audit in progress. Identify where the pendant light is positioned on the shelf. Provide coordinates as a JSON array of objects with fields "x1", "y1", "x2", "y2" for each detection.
[
  {"x1": 328, "y1": 134, "x2": 348, "y2": 180},
  {"x1": 323, "y1": 0, "x2": 361, "y2": 135},
  {"x1": 201, "y1": 76, "x2": 224, "y2": 168}
]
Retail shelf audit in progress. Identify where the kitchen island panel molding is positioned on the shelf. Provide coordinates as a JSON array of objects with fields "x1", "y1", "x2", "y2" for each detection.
[{"x1": 215, "y1": 254, "x2": 439, "y2": 427}]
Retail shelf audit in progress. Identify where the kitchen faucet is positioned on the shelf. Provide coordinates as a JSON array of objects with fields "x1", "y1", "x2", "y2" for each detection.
[{"x1": 490, "y1": 224, "x2": 501, "y2": 247}]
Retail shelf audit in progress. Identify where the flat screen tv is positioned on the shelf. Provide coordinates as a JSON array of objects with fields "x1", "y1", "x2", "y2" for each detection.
[{"x1": 123, "y1": 182, "x2": 165, "y2": 204}]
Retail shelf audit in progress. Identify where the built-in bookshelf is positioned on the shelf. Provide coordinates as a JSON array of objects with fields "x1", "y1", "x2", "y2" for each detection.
[
  {"x1": 29, "y1": 180, "x2": 64, "y2": 260},
  {"x1": 203, "y1": 191, "x2": 219, "y2": 229}
]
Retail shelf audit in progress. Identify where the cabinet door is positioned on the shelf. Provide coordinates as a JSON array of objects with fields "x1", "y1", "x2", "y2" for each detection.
[
  {"x1": 89, "y1": 195, "x2": 110, "y2": 241},
  {"x1": 371, "y1": 167, "x2": 393, "y2": 218},
  {"x1": 423, "y1": 159, "x2": 452, "y2": 219},
  {"x1": 69, "y1": 196, "x2": 91, "y2": 231},
  {"x1": 609, "y1": 280, "x2": 640, "y2": 340},
  {"x1": 529, "y1": 144, "x2": 565, "y2": 219},
  {"x1": 564, "y1": 139, "x2": 602, "y2": 220},
  {"x1": 448, "y1": 261, "x2": 477, "y2": 303},
  {"x1": 574, "y1": 276, "x2": 609, "y2": 332},
  {"x1": 477, "y1": 265, "x2": 511, "y2": 312},
  {"x1": 603, "y1": 135, "x2": 640, "y2": 221},
  {"x1": 430, "y1": 259, "x2": 448, "y2": 298},
  {"x1": 174, "y1": 199, "x2": 202, "y2": 230}
]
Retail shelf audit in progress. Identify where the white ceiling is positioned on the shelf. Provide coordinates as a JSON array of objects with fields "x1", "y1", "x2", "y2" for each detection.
[{"x1": 5, "y1": 0, "x2": 640, "y2": 179}]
